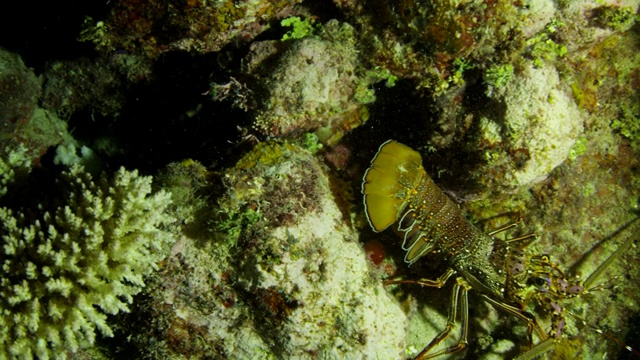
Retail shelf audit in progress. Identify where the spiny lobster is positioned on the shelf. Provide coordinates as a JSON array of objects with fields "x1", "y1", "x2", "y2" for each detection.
[{"x1": 361, "y1": 139, "x2": 638, "y2": 359}]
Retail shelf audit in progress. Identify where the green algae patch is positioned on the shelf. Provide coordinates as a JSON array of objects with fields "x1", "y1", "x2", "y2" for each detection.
[{"x1": 235, "y1": 141, "x2": 298, "y2": 170}]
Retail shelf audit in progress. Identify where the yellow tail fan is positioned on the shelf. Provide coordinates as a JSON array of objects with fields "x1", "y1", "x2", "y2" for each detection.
[{"x1": 361, "y1": 140, "x2": 426, "y2": 232}]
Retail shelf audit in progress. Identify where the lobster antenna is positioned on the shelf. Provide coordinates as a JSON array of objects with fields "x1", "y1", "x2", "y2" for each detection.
[
  {"x1": 582, "y1": 216, "x2": 639, "y2": 291},
  {"x1": 566, "y1": 310, "x2": 640, "y2": 358}
]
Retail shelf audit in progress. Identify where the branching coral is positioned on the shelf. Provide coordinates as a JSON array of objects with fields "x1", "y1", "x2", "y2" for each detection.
[
  {"x1": 0, "y1": 165, "x2": 175, "y2": 359},
  {"x1": 0, "y1": 145, "x2": 31, "y2": 197}
]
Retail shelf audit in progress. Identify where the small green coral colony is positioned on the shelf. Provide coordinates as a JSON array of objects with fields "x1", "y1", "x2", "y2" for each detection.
[
  {"x1": 0, "y1": 147, "x2": 175, "y2": 359},
  {"x1": 0, "y1": 146, "x2": 30, "y2": 198}
]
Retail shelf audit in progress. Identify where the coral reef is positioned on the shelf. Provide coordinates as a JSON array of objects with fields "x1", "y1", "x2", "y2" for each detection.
[
  {"x1": 126, "y1": 142, "x2": 406, "y2": 358},
  {"x1": 2, "y1": 0, "x2": 640, "y2": 358},
  {"x1": 91, "y1": 0, "x2": 302, "y2": 58},
  {"x1": 155, "y1": 159, "x2": 210, "y2": 229},
  {"x1": 457, "y1": 14, "x2": 640, "y2": 358},
  {"x1": 0, "y1": 47, "x2": 41, "y2": 142},
  {"x1": 0, "y1": 49, "x2": 82, "y2": 164},
  {"x1": 16, "y1": 109, "x2": 75, "y2": 165},
  {"x1": 41, "y1": 55, "x2": 152, "y2": 118},
  {"x1": 474, "y1": 62, "x2": 585, "y2": 191},
  {"x1": 253, "y1": 20, "x2": 373, "y2": 145},
  {"x1": 0, "y1": 163, "x2": 175, "y2": 359},
  {"x1": 337, "y1": 0, "x2": 527, "y2": 92}
]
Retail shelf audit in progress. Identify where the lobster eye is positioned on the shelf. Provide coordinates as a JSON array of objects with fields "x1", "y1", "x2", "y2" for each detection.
[{"x1": 530, "y1": 277, "x2": 547, "y2": 287}]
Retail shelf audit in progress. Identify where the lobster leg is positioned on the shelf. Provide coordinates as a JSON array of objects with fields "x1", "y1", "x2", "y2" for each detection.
[
  {"x1": 481, "y1": 295, "x2": 548, "y2": 346},
  {"x1": 384, "y1": 268, "x2": 456, "y2": 288},
  {"x1": 415, "y1": 277, "x2": 472, "y2": 360}
]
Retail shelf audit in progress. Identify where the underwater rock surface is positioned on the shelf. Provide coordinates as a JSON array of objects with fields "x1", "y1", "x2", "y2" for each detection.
[
  {"x1": 129, "y1": 142, "x2": 406, "y2": 359},
  {"x1": 90, "y1": 0, "x2": 303, "y2": 57},
  {"x1": 253, "y1": 20, "x2": 373, "y2": 145},
  {"x1": 475, "y1": 62, "x2": 585, "y2": 191}
]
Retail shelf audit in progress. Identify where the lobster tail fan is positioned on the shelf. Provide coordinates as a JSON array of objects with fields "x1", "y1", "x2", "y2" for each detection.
[{"x1": 362, "y1": 140, "x2": 425, "y2": 232}]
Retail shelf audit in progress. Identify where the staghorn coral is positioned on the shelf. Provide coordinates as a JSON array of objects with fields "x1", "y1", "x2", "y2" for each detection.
[{"x1": 0, "y1": 164, "x2": 175, "y2": 360}]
